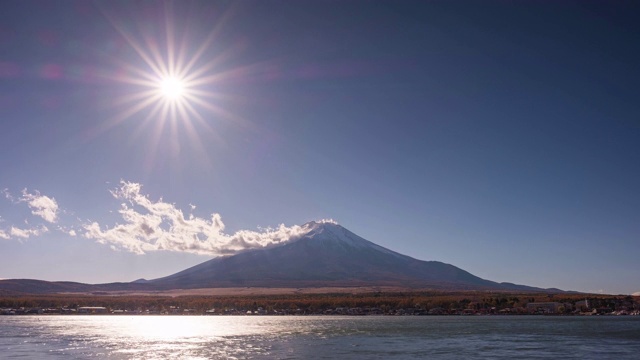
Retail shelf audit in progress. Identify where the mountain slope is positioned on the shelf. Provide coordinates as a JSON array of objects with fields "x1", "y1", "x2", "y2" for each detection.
[
  {"x1": 0, "y1": 278, "x2": 155, "y2": 295},
  {"x1": 150, "y1": 221, "x2": 537, "y2": 291}
]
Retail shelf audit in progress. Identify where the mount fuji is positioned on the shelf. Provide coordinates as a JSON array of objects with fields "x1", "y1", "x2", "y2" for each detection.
[{"x1": 147, "y1": 221, "x2": 548, "y2": 291}]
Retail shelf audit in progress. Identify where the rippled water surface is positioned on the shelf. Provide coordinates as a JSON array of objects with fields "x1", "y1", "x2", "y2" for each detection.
[{"x1": 1, "y1": 315, "x2": 639, "y2": 359}]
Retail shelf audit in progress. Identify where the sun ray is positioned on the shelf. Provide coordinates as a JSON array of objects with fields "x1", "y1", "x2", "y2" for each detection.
[
  {"x1": 100, "y1": 8, "x2": 166, "y2": 80},
  {"x1": 185, "y1": 63, "x2": 257, "y2": 88},
  {"x1": 179, "y1": 24, "x2": 221, "y2": 78},
  {"x1": 109, "y1": 95, "x2": 163, "y2": 127},
  {"x1": 188, "y1": 96, "x2": 241, "y2": 124},
  {"x1": 140, "y1": 32, "x2": 168, "y2": 78},
  {"x1": 130, "y1": 100, "x2": 166, "y2": 142},
  {"x1": 112, "y1": 89, "x2": 160, "y2": 107},
  {"x1": 108, "y1": 58, "x2": 162, "y2": 85},
  {"x1": 181, "y1": 41, "x2": 244, "y2": 84},
  {"x1": 164, "y1": 1, "x2": 176, "y2": 77},
  {"x1": 174, "y1": 16, "x2": 193, "y2": 80},
  {"x1": 136, "y1": 103, "x2": 170, "y2": 174}
]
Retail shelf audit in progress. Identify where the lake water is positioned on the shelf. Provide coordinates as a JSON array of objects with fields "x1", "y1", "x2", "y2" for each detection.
[{"x1": 1, "y1": 315, "x2": 639, "y2": 359}]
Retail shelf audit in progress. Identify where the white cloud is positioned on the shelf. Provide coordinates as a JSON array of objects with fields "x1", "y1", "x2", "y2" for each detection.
[
  {"x1": 632, "y1": 292, "x2": 640, "y2": 296},
  {"x1": 19, "y1": 189, "x2": 59, "y2": 223},
  {"x1": 0, "y1": 229, "x2": 9, "y2": 240},
  {"x1": 10, "y1": 225, "x2": 48, "y2": 239},
  {"x1": 3, "y1": 188, "x2": 14, "y2": 202},
  {"x1": 56, "y1": 225, "x2": 77, "y2": 237},
  {"x1": 84, "y1": 181, "x2": 310, "y2": 256}
]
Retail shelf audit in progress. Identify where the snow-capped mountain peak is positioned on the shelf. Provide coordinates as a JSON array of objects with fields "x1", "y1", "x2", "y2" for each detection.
[{"x1": 298, "y1": 220, "x2": 404, "y2": 258}]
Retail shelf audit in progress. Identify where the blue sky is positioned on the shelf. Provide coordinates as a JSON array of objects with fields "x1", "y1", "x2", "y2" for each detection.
[{"x1": 1, "y1": 0, "x2": 638, "y2": 295}]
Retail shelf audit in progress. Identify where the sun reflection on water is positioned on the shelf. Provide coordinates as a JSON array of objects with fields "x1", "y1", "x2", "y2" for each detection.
[{"x1": 56, "y1": 316, "x2": 277, "y2": 359}]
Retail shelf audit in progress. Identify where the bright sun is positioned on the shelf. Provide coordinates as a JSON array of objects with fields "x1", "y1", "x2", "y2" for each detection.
[
  {"x1": 159, "y1": 77, "x2": 185, "y2": 100},
  {"x1": 104, "y1": 2, "x2": 234, "y2": 143}
]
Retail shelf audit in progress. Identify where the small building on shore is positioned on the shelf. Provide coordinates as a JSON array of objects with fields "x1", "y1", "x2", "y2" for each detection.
[
  {"x1": 77, "y1": 306, "x2": 108, "y2": 314},
  {"x1": 526, "y1": 302, "x2": 563, "y2": 314}
]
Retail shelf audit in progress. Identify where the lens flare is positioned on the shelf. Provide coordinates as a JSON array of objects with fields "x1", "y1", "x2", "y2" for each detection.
[{"x1": 91, "y1": 2, "x2": 246, "y2": 172}]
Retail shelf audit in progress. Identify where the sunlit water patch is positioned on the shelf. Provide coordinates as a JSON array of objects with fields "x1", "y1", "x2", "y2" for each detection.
[{"x1": 1, "y1": 316, "x2": 640, "y2": 359}]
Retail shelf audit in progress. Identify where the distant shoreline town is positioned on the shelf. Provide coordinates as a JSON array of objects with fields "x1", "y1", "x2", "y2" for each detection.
[{"x1": 2, "y1": 294, "x2": 639, "y2": 316}]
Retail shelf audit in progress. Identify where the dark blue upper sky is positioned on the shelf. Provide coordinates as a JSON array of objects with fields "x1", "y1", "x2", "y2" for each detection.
[{"x1": 1, "y1": 0, "x2": 639, "y2": 294}]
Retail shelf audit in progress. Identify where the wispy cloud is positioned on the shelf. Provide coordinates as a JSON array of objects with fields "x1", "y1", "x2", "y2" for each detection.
[
  {"x1": 3, "y1": 188, "x2": 14, "y2": 202},
  {"x1": 56, "y1": 225, "x2": 77, "y2": 237},
  {"x1": 10, "y1": 225, "x2": 49, "y2": 239},
  {"x1": 2, "y1": 188, "x2": 65, "y2": 240},
  {"x1": 83, "y1": 181, "x2": 309, "y2": 255},
  {"x1": 19, "y1": 189, "x2": 59, "y2": 223}
]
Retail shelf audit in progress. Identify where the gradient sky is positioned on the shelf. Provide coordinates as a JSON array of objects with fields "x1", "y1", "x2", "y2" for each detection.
[{"x1": 1, "y1": 1, "x2": 639, "y2": 295}]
